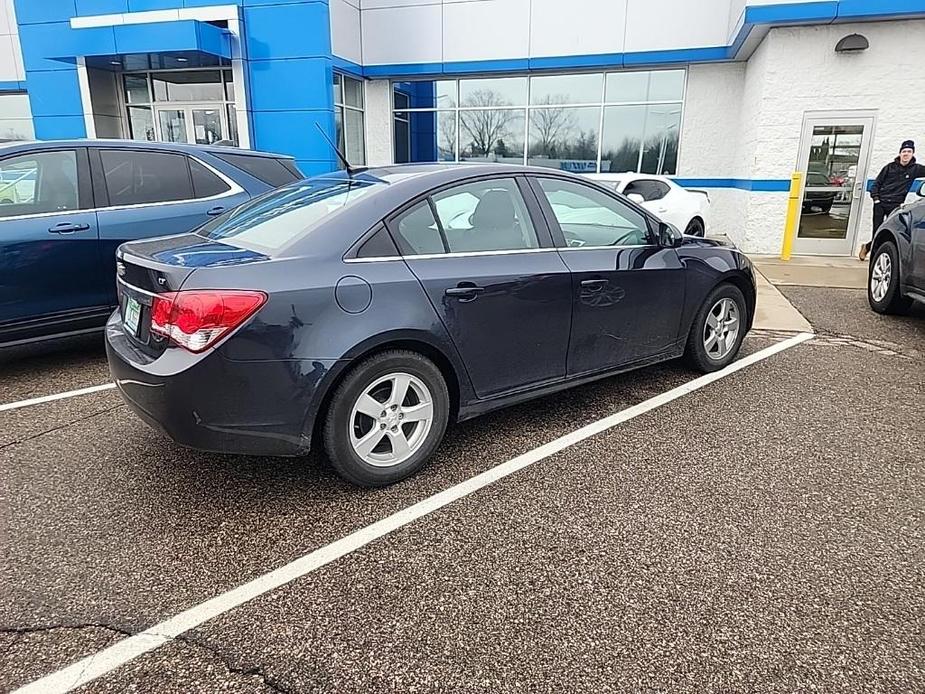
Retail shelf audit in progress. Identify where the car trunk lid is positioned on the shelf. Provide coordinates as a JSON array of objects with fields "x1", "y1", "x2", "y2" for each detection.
[{"x1": 116, "y1": 233, "x2": 269, "y2": 356}]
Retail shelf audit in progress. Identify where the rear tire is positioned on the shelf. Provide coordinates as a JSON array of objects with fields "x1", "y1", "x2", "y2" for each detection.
[
  {"x1": 868, "y1": 241, "x2": 912, "y2": 315},
  {"x1": 684, "y1": 218, "x2": 705, "y2": 237},
  {"x1": 323, "y1": 350, "x2": 450, "y2": 487},
  {"x1": 684, "y1": 283, "x2": 747, "y2": 373}
]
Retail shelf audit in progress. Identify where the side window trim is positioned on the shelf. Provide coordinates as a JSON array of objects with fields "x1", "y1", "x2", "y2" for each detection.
[
  {"x1": 0, "y1": 148, "x2": 89, "y2": 220},
  {"x1": 90, "y1": 148, "x2": 243, "y2": 212},
  {"x1": 527, "y1": 175, "x2": 658, "y2": 249}
]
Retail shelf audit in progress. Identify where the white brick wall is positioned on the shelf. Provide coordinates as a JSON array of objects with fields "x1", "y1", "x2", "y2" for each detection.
[
  {"x1": 681, "y1": 19, "x2": 925, "y2": 254},
  {"x1": 364, "y1": 79, "x2": 393, "y2": 166}
]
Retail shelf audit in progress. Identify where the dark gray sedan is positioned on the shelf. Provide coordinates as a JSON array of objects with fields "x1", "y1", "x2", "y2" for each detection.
[{"x1": 106, "y1": 164, "x2": 756, "y2": 487}]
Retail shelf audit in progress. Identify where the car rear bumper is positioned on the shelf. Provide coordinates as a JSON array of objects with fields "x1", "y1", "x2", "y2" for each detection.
[{"x1": 105, "y1": 312, "x2": 339, "y2": 457}]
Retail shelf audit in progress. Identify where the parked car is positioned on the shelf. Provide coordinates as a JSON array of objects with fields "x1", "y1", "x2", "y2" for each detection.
[
  {"x1": 902, "y1": 177, "x2": 925, "y2": 206},
  {"x1": 868, "y1": 183, "x2": 925, "y2": 314},
  {"x1": 585, "y1": 172, "x2": 711, "y2": 236},
  {"x1": 107, "y1": 164, "x2": 756, "y2": 487},
  {"x1": 801, "y1": 171, "x2": 838, "y2": 213},
  {"x1": 0, "y1": 139, "x2": 302, "y2": 346}
]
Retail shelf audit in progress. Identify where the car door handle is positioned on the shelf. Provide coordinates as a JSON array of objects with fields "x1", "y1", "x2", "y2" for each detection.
[
  {"x1": 48, "y1": 222, "x2": 91, "y2": 234},
  {"x1": 445, "y1": 284, "x2": 484, "y2": 302},
  {"x1": 580, "y1": 279, "x2": 608, "y2": 289},
  {"x1": 206, "y1": 206, "x2": 226, "y2": 216}
]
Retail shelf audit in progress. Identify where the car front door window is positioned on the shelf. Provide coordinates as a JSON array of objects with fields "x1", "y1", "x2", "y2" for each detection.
[{"x1": 536, "y1": 178, "x2": 651, "y2": 248}]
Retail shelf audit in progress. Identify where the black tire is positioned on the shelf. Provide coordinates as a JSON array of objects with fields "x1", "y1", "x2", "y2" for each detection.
[
  {"x1": 819, "y1": 203, "x2": 833, "y2": 213},
  {"x1": 323, "y1": 350, "x2": 450, "y2": 487},
  {"x1": 868, "y1": 241, "x2": 912, "y2": 315},
  {"x1": 684, "y1": 218, "x2": 705, "y2": 237},
  {"x1": 684, "y1": 283, "x2": 748, "y2": 373}
]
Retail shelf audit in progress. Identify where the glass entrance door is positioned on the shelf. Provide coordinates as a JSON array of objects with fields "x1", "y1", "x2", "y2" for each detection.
[
  {"x1": 154, "y1": 105, "x2": 227, "y2": 145},
  {"x1": 794, "y1": 114, "x2": 875, "y2": 255}
]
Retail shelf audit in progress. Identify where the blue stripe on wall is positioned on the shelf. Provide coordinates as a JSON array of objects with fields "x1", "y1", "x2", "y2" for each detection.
[
  {"x1": 0, "y1": 81, "x2": 27, "y2": 92},
  {"x1": 672, "y1": 178, "x2": 792, "y2": 192}
]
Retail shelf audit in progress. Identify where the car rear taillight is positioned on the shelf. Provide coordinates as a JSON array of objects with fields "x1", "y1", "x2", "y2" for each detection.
[{"x1": 149, "y1": 290, "x2": 267, "y2": 353}]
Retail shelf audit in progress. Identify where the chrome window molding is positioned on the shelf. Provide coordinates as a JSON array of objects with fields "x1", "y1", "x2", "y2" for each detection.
[{"x1": 345, "y1": 244, "x2": 657, "y2": 263}]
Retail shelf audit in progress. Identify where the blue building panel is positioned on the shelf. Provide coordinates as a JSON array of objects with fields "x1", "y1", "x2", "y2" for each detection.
[
  {"x1": 13, "y1": 0, "x2": 77, "y2": 25},
  {"x1": 33, "y1": 115, "x2": 87, "y2": 140},
  {"x1": 243, "y1": 2, "x2": 332, "y2": 61},
  {"x1": 248, "y1": 58, "x2": 332, "y2": 111},
  {"x1": 19, "y1": 22, "x2": 86, "y2": 72},
  {"x1": 75, "y1": 0, "x2": 129, "y2": 14},
  {"x1": 126, "y1": 0, "x2": 184, "y2": 11},
  {"x1": 23, "y1": 71, "x2": 84, "y2": 118}
]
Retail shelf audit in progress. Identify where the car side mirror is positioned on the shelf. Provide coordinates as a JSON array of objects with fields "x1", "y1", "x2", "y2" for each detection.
[
  {"x1": 659, "y1": 222, "x2": 683, "y2": 248},
  {"x1": 627, "y1": 192, "x2": 645, "y2": 204},
  {"x1": 916, "y1": 179, "x2": 925, "y2": 197}
]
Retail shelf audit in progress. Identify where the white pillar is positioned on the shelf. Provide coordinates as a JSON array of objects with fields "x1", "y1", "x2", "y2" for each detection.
[{"x1": 364, "y1": 79, "x2": 393, "y2": 166}]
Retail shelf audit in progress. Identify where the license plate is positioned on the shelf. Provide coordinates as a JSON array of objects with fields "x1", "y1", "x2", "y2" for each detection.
[{"x1": 124, "y1": 296, "x2": 141, "y2": 336}]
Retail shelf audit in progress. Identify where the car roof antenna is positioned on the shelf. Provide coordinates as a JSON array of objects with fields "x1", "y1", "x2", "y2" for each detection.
[{"x1": 315, "y1": 123, "x2": 364, "y2": 176}]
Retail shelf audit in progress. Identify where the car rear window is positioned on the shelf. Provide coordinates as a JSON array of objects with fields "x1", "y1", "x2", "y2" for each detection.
[
  {"x1": 197, "y1": 178, "x2": 379, "y2": 253},
  {"x1": 213, "y1": 152, "x2": 302, "y2": 187}
]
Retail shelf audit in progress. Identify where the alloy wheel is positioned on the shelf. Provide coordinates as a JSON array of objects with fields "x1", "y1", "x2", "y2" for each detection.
[
  {"x1": 348, "y1": 372, "x2": 434, "y2": 467},
  {"x1": 870, "y1": 251, "x2": 892, "y2": 303},
  {"x1": 703, "y1": 297, "x2": 740, "y2": 361}
]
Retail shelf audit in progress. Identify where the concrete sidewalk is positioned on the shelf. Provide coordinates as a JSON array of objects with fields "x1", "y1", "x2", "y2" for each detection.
[
  {"x1": 751, "y1": 268, "x2": 814, "y2": 333},
  {"x1": 750, "y1": 254, "x2": 867, "y2": 290}
]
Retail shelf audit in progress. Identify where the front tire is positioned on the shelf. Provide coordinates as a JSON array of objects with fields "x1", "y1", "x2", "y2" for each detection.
[
  {"x1": 868, "y1": 241, "x2": 912, "y2": 315},
  {"x1": 323, "y1": 350, "x2": 450, "y2": 487},
  {"x1": 684, "y1": 284, "x2": 747, "y2": 373}
]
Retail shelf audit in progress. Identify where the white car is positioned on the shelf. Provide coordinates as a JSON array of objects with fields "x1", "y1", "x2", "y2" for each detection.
[{"x1": 586, "y1": 173, "x2": 711, "y2": 237}]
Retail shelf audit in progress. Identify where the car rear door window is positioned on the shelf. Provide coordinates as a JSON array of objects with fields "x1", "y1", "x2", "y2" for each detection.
[
  {"x1": 432, "y1": 178, "x2": 539, "y2": 252},
  {"x1": 0, "y1": 150, "x2": 80, "y2": 218},
  {"x1": 189, "y1": 157, "x2": 231, "y2": 198},
  {"x1": 624, "y1": 179, "x2": 670, "y2": 201},
  {"x1": 213, "y1": 152, "x2": 301, "y2": 187},
  {"x1": 536, "y1": 177, "x2": 651, "y2": 248},
  {"x1": 101, "y1": 150, "x2": 192, "y2": 206},
  {"x1": 393, "y1": 200, "x2": 445, "y2": 255}
]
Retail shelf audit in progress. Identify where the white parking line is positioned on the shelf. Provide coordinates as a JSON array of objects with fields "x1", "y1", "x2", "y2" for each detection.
[
  {"x1": 13, "y1": 332, "x2": 813, "y2": 694},
  {"x1": 0, "y1": 384, "x2": 116, "y2": 413}
]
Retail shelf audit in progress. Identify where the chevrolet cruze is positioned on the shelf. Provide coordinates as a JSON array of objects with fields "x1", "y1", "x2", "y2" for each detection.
[{"x1": 106, "y1": 164, "x2": 756, "y2": 486}]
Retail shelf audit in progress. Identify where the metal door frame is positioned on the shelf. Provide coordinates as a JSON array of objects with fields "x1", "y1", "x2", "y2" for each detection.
[
  {"x1": 153, "y1": 103, "x2": 229, "y2": 145},
  {"x1": 793, "y1": 110, "x2": 877, "y2": 256}
]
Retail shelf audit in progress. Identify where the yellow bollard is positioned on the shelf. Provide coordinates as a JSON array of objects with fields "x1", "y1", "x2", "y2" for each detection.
[{"x1": 780, "y1": 172, "x2": 803, "y2": 261}]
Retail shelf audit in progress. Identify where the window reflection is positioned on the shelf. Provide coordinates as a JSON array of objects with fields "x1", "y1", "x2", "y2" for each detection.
[
  {"x1": 392, "y1": 69, "x2": 684, "y2": 174},
  {"x1": 460, "y1": 109, "x2": 524, "y2": 162}
]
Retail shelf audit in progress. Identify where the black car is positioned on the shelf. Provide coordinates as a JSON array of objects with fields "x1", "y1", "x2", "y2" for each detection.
[
  {"x1": 802, "y1": 172, "x2": 838, "y2": 213},
  {"x1": 868, "y1": 189, "x2": 925, "y2": 313},
  {"x1": 106, "y1": 164, "x2": 756, "y2": 487}
]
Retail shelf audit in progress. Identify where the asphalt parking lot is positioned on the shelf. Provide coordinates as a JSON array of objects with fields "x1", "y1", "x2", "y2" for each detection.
[{"x1": 1, "y1": 286, "x2": 923, "y2": 693}]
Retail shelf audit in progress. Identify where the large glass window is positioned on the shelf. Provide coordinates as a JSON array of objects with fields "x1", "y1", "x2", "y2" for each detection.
[
  {"x1": 392, "y1": 70, "x2": 684, "y2": 175},
  {"x1": 0, "y1": 93, "x2": 35, "y2": 142},
  {"x1": 333, "y1": 73, "x2": 366, "y2": 167}
]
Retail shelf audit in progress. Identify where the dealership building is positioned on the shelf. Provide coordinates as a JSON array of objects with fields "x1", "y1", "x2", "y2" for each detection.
[{"x1": 0, "y1": 0, "x2": 922, "y2": 255}]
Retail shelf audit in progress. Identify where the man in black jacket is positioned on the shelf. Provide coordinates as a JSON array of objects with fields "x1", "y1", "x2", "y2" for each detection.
[{"x1": 859, "y1": 140, "x2": 925, "y2": 260}]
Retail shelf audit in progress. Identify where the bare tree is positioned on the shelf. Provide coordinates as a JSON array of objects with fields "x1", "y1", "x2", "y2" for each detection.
[
  {"x1": 459, "y1": 89, "x2": 518, "y2": 157},
  {"x1": 528, "y1": 96, "x2": 575, "y2": 157},
  {"x1": 438, "y1": 111, "x2": 457, "y2": 160}
]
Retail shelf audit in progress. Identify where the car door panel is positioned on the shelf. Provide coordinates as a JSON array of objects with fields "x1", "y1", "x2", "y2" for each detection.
[
  {"x1": 530, "y1": 175, "x2": 686, "y2": 376},
  {"x1": 0, "y1": 147, "x2": 109, "y2": 342},
  {"x1": 405, "y1": 253, "x2": 573, "y2": 397},
  {"x1": 389, "y1": 176, "x2": 571, "y2": 399},
  {"x1": 909, "y1": 202, "x2": 925, "y2": 289}
]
